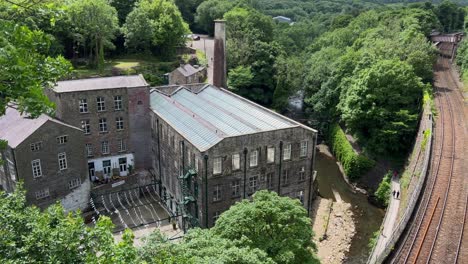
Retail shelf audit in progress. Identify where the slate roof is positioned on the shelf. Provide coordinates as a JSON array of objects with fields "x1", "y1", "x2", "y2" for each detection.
[
  {"x1": 0, "y1": 107, "x2": 81, "y2": 148},
  {"x1": 53, "y1": 75, "x2": 148, "y2": 93},
  {"x1": 150, "y1": 84, "x2": 315, "y2": 151},
  {"x1": 174, "y1": 64, "x2": 205, "y2": 77}
]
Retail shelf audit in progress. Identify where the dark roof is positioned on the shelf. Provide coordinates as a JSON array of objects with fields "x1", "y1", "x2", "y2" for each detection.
[
  {"x1": 174, "y1": 64, "x2": 205, "y2": 77},
  {"x1": 0, "y1": 107, "x2": 81, "y2": 148},
  {"x1": 53, "y1": 75, "x2": 148, "y2": 93}
]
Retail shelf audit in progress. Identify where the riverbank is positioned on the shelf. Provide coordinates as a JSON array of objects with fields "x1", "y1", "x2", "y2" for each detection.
[
  {"x1": 312, "y1": 197, "x2": 356, "y2": 264},
  {"x1": 315, "y1": 146, "x2": 384, "y2": 263}
]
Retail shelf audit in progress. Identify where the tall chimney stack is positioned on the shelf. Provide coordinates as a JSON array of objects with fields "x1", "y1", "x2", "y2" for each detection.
[{"x1": 213, "y1": 20, "x2": 227, "y2": 88}]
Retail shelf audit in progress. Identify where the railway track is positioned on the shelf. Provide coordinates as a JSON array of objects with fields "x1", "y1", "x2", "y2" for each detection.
[{"x1": 389, "y1": 56, "x2": 467, "y2": 264}]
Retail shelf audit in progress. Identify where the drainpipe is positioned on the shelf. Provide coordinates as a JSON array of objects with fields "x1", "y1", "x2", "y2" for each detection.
[
  {"x1": 307, "y1": 133, "x2": 318, "y2": 216},
  {"x1": 243, "y1": 148, "x2": 248, "y2": 199},
  {"x1": 181, "y1": 141, "x2": 185, "y2": 175},
  {"x1": 204, "y1": 154, "x2": 209, "y2": 228},
  {"x1": 278, "y1": 141, "x2": 283, "y2": 194},
  {"x1": 156, "y1": 119, "x2": 162, "y2": 197}
]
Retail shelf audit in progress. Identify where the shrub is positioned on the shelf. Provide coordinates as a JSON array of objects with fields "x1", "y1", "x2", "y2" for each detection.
[
  {"x1": 375, "y1": 171, "x2": 392, "y2": 207},
  {"x1": 328, "y1": 123, "x2": 375, "y2": 180}
]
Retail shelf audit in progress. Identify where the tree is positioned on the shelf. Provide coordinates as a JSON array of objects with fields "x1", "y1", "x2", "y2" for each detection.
[
  {"x1": 228, "y1": 65, "x2": 254, "y2": 92},
  {"x1": 123, "y1": 0, "x2": 189, "y2": 57},
  {"x1": 339, "y1": 59, "x2": 425, "y2": 154},
  {"x1": 195, "y1": 0, "x2": 235, "y2": 35},
  {"x1": 212, "y1": 191, "x2": 319, "y2": 264},
  {"x1": 68, "y1": 0, "x2": 119, "y2": 70},
  {"x1": 175, "y1": 0, "x2": 205, "y2": 30},
  {"x1": 374, "y1": 171, "x2": 392, "y2": 207},
  {"x1": 110, "y1": 0, "x2": 137, "y2": 25},
  {"x1": 436, "y1": 0, "x2": 465, "y2": 32},
  {"x1": 0, "y1": 21, "x2": 71, "y2": 117},
  {"x1": 0, "y1": 184, "x2": 137, "y2": 263}
]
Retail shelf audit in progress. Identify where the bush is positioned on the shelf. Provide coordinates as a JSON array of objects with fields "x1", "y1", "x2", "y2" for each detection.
[
  {"x1": 375, "y1": 171, "x2": 392, "y2": 207},
  {"x1": 328, "y1": 124, "x2": 375, "y2": 180}
]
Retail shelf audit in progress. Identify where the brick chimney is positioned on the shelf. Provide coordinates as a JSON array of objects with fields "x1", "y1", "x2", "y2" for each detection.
[{"x1": 213, "y1": 20, "x2": 227, "y2": 88}]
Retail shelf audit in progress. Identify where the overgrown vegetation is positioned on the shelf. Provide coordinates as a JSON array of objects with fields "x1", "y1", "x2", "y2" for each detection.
[
  {"x1": 328, "y1": 124, "x2": 375, "y2": 180},
  {"x1": 374, "y1": 171, "x2": 393, "y2": 207},
  {"x1": 0, "y1": 187, "x2": 318, "y2": 263},
  {"x1": 368, "y1": 230, "x2": 381, "y2": 250}
]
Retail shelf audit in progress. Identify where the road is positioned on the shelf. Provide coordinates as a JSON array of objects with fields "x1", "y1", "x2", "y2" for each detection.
[
  {"x1": 389, "y1": 54, "x2": 468, "y2": 264},
  {"x1": 188, "y1": 35, "x2": 214, "y2": 84}
]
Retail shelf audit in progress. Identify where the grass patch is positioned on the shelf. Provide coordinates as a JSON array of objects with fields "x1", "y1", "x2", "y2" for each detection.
[{"x1": 196, "y1": 50, "x2": 208, "y2": 66}]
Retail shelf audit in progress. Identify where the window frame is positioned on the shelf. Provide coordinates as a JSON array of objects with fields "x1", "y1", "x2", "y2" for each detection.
[
  {"x1": 97, "y1": 97, "x2": 106, "y2": 112},
  {"x1": 99, "y1": 118, "x2": 108, "y2": 133},
  {"x1": 56, "y1": 135, "x2": 68, "y2": 144},
  {"x1": 31, "y1": 159, "x2": 42, "y2": 178},
  {"x1": 282, "y1": 169, "x2": 289, "y2": 186},
  {"x1": 35, "y1": 188, "x2": 50, "y2": 200},
  {"x1": 116, "y1": 117, "x2": 124, "y2": 131},
  {"x1": 114, "y1": 95, "x2": 123, "y2": 110},
  {"x1": 300, "y1": 140, "x2": 308, "y2": 157},
  {"x1": 86, "y1": 143, "x2": 93, "y2": 157},
  {"x1": 249, "y1": 175, "x2": 258, "y2": 192},
  {"x1": 213, "y1": 157, "x2": 222, "y2": 175},
  {"x1": 81, "y1": 120, "x2": 91, "y2": 134},
  {"x1": 232, "y1": 153, "x2": 240, "y2": 171},
  {"x1": 30, "y1": 141, "x2": 42, "y2": 152},
  {"x1": 249, "y1": 150, "x2": 258, "y2": 167},
  {"x1": 283, "y1": 144, "x2": 292, "y2": 161},
  {"x1": 298, "y1": 166, "x2": 306, "y2": 181},
  {"x1": 267, "y1": 147, "x2": 275, "y2": 163},
  {"x1": 231, "y1": 179, "x2": 240, "y2": 197},
  {"x1": 101, "y1": 141, "x2": 110, "y2": 154},
  {"x1": 117, "y1": 139, "x2": 126, "y2": 152},
  {"x1": 58, "y1": 152, "x2": 67, "y2": 170},
  {"x1": 213, "y1": 184, "x2": 222, "y2": 202},
  {"x1": 68, "y1": 178, "x2": 81, "y2": 189},
  {"x1": 79, "y1": 99, "x2": 88, "y2": 113}
]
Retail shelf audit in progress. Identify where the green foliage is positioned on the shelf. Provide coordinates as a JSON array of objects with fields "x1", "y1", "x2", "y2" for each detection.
[
  {"x1": 212, "y1": 190, "x2": 319, "y2": 264},
  {"x1": 339, "y1": 59, "x2": 426, "y2": 155},
  {"x1": 175, "y1": 0, "x2": 205, "y2": 30},
  {"x1": 368, "y1": 230, "x2": 380, "y2": 250},
  {"x1": 421, "y1": 129, "x2": 431, "y2": 152},
  {"x1": 0, "y1": 20, "x2": 72, "y2": 117},
  {"x1": 68, "y1": 0, "x2": 119, "y2": 70},
  {"x1": 328, "y1": 124, "x2": 375, "y2": 180},
  {"x1": 110, "y1": 0, "x2": 137, "y2": 25},
  {"x1": 0, "y1": 184, "x2": 136, "y2": 263},
  {"x1": 374, "y1": 171, "x2": 392, "y2": 207},
  {"x1": 195, "y1": 0, "x2": 236, "y2": 35},
  {"x1": 123, "y1": 0, "x2": 189, "y2": 57},
  {"x1": 228, "y1": 65, "x2": 254, "y2": 92},
  {"x1": 435, "y1": 0, "x2": 466, "y2": 32}
]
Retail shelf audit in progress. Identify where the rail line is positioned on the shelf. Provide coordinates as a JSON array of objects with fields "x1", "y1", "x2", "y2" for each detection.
[{"x1": 390, "y1": 56, "x2": 466, "y2": 264}]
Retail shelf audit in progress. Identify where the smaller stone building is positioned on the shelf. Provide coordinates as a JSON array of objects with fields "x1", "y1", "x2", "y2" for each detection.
[
  {"x1": 169, "y1": 64, "x2": 206, "y2": 85},
  {"x1": 46, "y1": 75, "x2": 151, "y2": 182},
  {"x1": 150, "y1": 84, "x2": 318, "y2": 228},
  {"x1": 0, "y1": 107, "x2": 90, "y2": 211}
]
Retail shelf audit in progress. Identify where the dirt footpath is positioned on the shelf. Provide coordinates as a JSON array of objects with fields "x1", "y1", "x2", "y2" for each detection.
[{"x1": 312, "y1": 197, "x2": 356, "y2": 264}]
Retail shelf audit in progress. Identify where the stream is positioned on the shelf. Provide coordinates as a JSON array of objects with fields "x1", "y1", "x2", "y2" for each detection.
[{"x1": 315, "y1": 150, "x2": 384, "y2": 263}]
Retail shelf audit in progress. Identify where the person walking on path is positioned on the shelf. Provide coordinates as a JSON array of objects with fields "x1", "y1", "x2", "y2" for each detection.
[
  {"x1": 396, "y1": 191, "x2": 400, "y2": 199},
  {"x1": 392, "y1": 190, "x2": 396, "y2": 198}
]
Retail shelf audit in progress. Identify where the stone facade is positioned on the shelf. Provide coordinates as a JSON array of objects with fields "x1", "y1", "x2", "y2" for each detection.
[
  {"x1": 150, "y1": 85, "x2": 318, "y2": 228},
  {"x1": 46, "y1": 76, "x2": 151, "y2": 181},
  {"x1": 169, "y1": 64, "x2": 206, "y2": 85},
  {"x1": 0, "y1": 117, "x2": 89, "y2": 210}
]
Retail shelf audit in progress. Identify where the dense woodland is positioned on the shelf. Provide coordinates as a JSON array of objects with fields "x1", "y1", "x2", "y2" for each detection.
[{"x1": 1, "y1": 0, "x2": 467, "y2": 263}]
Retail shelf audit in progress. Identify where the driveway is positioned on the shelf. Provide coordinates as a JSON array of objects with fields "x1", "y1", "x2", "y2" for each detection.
[{"x1": 188, "y1": 35, "x2": 214, "y2": 84}]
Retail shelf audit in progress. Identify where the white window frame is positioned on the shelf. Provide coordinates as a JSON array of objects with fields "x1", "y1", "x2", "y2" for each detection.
[
  {"x1": 58, "y1": 152, "x2": 67, "y2": 170},
  {"x1": 117, "y1": 139, "x2": 126, "y2": 152},
  {"x1": 68, "y1": 178, "x2": 81, "y2": 189},
  {"x1": 232, "y1": 180, "x2": 240, "y2": 197},
  {"x1": 213, "y1": 184, "x2": 222, "y2": 202},
  {"x1": 35, "y1": 188, "x2": 50, "y2": 200},
  {"x1": 300, "y1": 141, "x2": 308, "y2": 157},
  {"x1": 213, "y1": 157, "x2": 222, "y2": 175},
  {"x1": 232, "y1": 153, "x2": 240, "y2": 171},
  {"x1": 116, "y1": 117, "x2": 124, "y2": 130},
  {"x1": 31, "y1": 159, "x2": 42, "y2": 178},
  {"x1": 282, "y1": 169, "x2": 289, "y2": 185},
  {"x1": 249, "y1": 176, "x2": 258, "y2": 192},
  {"x1": 299, "y1": 166, "x2": 306, "y2": 181},
  {"x1": 114, "y1": 95, "x2": 123, "y2": 110},
  {"x1": 101, "y1": 141, "x2": 110, "y2": 154},
  {"x1": 187, "y1": 149, "x2": 192, "y2": 166},
  {"x1": 86, "y1": 144, "x2": 93, "y2": 157},
  {"x1": 267, "y1": 147, "x2": 275, "y2": 163},
  {"x1": 283, "y1": 144, "x2": 291, "y2": 161},
  {"x1": 194, "y1": 157, "x2": 199, "y2": 172},
  {"x1": 56, "y1": 135, "x2": 68, "y2": 144},
  {"x1": 99, "y1": 118, "x2": 107, "y2": 133},
  {"x1": 79, "y1": 99, "x2": 88, "y2": 113},
  {"x1": 30, "y1": 142, "x2": 42, "y2": 151},
  {"x1": 250, "y1": 150, "x2": 258, "y2": 167},
  {"x1": 81, "y1": 120, "x2": 90, "y2": 134},
  {"x1": 97, "y1": 97, "x2": 106, "y2": 112}
]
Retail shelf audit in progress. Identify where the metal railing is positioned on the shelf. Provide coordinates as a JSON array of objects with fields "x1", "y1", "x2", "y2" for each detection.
[{"x1": 367, "y1": 102, "x2": 433, "y2": 264}]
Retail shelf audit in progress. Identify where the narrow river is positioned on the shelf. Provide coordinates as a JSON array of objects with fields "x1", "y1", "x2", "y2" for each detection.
[{"x1": 315, "y1": 150, "x2": 384, "y2": 263}]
